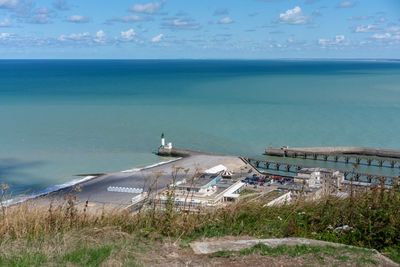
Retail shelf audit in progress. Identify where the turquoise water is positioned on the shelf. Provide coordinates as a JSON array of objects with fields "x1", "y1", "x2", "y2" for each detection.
[{"x1": 1, "y1": 60, "x2": 400, "y2": 195}]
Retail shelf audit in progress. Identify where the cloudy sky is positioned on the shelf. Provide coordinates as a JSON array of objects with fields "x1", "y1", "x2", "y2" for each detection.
[{"x1": 0, "y1": 0, "x2": 399, "y2": 59}]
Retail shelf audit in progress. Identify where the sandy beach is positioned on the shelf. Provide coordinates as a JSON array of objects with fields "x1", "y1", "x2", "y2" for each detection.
[{"x1": 27, "y1": 153, "x2": 246, "y2": 212}]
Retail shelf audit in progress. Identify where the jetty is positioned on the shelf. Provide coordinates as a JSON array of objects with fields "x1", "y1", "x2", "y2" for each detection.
[
  {"x1": 265, "y1": 147, "x2": 400, "y2": 168},
  {"x1": 246, "y1": 158, "x2": 398, "y2": 185}
]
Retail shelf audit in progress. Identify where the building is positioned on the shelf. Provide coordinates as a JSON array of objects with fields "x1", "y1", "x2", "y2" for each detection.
[
  {"x1": 160, "y1": 133, "x2": 173, "y2": 150},
  {"x1": 294, "y1": 168, "x2": 322, "y2": 188},
  {"x1": 155, "y1": 167, "x2": 245, "y2": 211},
  {"x1": 294, "y1": 168, "x2": 343, "y2": 190}
]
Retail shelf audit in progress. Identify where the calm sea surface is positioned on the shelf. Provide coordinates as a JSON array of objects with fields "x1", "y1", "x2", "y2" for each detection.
[{"x1": 1, "y1": 60, "x2": 400, "y2": 196}]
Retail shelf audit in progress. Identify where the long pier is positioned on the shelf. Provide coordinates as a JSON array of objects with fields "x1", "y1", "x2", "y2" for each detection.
[
  {"x1": 265, "y1": 147, "x2": 400, "y2": 168},
  {"x1": 246, "y1": 158, "x2": 398, "y2": 185}
]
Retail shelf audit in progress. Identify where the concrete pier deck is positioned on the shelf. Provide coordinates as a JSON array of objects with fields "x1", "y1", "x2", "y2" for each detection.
[
  {"x1": 266, "y1": 146, "x2": 400, "y2": 168},
  {"x1": 266, "y1": 147, "x2": 400, "y2": 158},
  {"x1": 157, "y1": 146, "x2": 217, "y2": 157}
]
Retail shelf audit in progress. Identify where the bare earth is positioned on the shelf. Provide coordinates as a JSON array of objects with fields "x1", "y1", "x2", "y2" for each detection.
[{"x1": 134, "y1": 237, "x2": 399, "y2": 267}]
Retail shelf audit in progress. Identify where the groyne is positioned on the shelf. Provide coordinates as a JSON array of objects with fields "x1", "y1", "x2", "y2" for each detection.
[{"x1": 157, "y1": 147, "x2": 219, "y2": 158}]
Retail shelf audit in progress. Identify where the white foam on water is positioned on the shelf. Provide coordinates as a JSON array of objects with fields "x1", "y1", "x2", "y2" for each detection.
[
  {"x1": 120, "y1": 157, "x2": 182, "y2": 173},
  {"x1": 2, "y1": 175, "x2": 96, "y2": 207},
  {"x1": 3, "y1": 157, "x2": 183, "y2": 207}
]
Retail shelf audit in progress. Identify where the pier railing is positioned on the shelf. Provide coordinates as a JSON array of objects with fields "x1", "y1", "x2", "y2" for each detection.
[
  {"x1": 265, "y1": 147, "x2": 400, "y2": 168},
  {"x1": 245, "y1": 158, "x2": 398, "y2": 186}
]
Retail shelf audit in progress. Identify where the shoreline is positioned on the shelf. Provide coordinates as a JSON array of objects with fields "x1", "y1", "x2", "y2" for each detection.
[
  {"x1": 3, "y1": 156, "x2": 184, "y2": 207},
  {"x1": 5, "y1": 145, "x2": 400, "y2": 208}
]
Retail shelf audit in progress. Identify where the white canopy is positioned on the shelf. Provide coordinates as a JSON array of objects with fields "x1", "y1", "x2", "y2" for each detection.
[
  {"x1": 222, "y1": 170, "x2": 233, "y2": 177},
  {"x1": 204, "y1": 164, "x2": 227, "y2": 174}
]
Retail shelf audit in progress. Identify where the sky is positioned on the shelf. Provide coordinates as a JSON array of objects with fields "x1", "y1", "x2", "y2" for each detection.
[{"x1": 0, "y1": 0, "x2": 399, "y2": 59}]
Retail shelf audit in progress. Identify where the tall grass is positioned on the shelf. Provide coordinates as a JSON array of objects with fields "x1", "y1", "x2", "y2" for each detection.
[{"x1": 0, "y1": 178, "x2": 399, "y2": 260}]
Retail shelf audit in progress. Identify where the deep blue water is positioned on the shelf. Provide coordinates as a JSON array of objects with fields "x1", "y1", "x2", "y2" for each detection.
[{"x1": 1, "y1": 60, "x2": 400, "y2": 196}]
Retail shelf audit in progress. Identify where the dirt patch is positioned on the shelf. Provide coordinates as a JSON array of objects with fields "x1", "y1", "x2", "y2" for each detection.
[{"x1": 135, "y1": 239, "x2": 398, "y2": 267}]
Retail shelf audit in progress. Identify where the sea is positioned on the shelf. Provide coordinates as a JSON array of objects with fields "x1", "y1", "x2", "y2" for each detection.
[{"x1": 1, "y1": 59, "x2": 400, "y2": 198}]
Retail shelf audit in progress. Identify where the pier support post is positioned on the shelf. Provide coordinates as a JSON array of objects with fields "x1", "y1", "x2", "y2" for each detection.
[
  {"x1": 356, "y1": 158, "x2": 361, "y2": 165},
  {"x1": 345, "y1": 157, "x2": 349, "y2": 163},
  {"x1": 379, "y1": 160, "x2": 383, "y2": 167},
  {"x1": 276, "y1": 164, "x2": 280, "y2": 171},
  {"x1": 367, "y1": 159, "x2": 372, "y2": 166},
  {"x1": 391, "y1": 161, "x2": 395, "y2": 168},
  {"x1": 334, "y1": 156, "x2": 338, "y2": 162},
  {"x1": 323, "y1": 155, "x2": 328, "y2": 161},
  {"x1": 286, "y1": 165, "x2": 290, "y2": 172},
  {"x1": 313, "y1": 154, "x2": 317, "y2": 160}
]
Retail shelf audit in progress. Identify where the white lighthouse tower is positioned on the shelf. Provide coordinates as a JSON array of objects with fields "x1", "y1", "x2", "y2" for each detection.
[
  {"x1": 161, "y1": 133, "x2": 165, "y2": 147},
  {"x1": 160, "y1": 133, "x2": 172, "y2": 150}
]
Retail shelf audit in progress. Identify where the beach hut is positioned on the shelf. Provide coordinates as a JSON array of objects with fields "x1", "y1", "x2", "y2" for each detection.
[{"x1": 222, "y1": 170, "x2": 233, "y2": 178}]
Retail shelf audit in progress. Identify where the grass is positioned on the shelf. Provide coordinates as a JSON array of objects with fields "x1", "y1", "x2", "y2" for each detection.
[
  {"x1": 383, "y1": 245, "x2": 400, "y2": 264},
  {"x1": 62, "y1": 245, "x2": 113, "y2": 267},
  {"x1": 0, "y1": 182, "x2": 399, "y2": 265},
  {"x1": 0, "y1": 230, "x2": 147, "y2": 267},
  {"x1": 0, "y1": 252, "x2": 46, "y2": 267},
  {"x1": 239, "y1": 188, "x2": 258, "y2": 196},
  {"x1": 211, "y1": 244, "x2": 378, "y2": 265}
]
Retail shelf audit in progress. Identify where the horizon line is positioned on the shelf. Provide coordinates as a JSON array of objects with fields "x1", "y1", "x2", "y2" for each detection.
[{"x1": 1, "y1": 58, "x2": 400, "y2": 61}]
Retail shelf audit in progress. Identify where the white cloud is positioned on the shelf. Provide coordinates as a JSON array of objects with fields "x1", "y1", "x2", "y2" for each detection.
[
  {"x1": 0, "y1": 0, "x2": 18, "y2": 9},
  {"x1": 130, "y1": 2, "x2": 162, "y2": 14},
  {"x1": 162, "y1": 18, "x2": 200, "y2": 30},
  {"x1": 218, "y1": 17, "x2": 234, "y2": 25},
  {"x1": 0, "y1": 17, "x2": 11, "y2": 27},
  {"x1": 28, "y1": 7, "x2": 53, "y2": 24},
  {"x1": 0, "y1": 32, "x2": 11, "y2": 40},
  {"x1": 120, "y1": 28, "x2": 136, "y2": 41},
  {"x1": 387, "y1": 26, "x2": 400, "y2": 33},
  {"x1": 369, "y1": 26, "x2": 400, "y2": 42},
  {"x1": 279, "y1": 6, "x2": 309, "y2": 25},
  {"x1": 94, "y1": 30, "x2": 106, "y2": 43},
  {"x1": 67, "y1": 15, "x2": 89, "y2": 23},
  {"x1": 318, "y1": 35, "x2": 346, "y2": 46},
  {"x1": 109, "y1": 15, "x2": 152, "y2": 24},
  {"x1": 58, "y1": 32, "x2": 90, "y2": 42},
  {"x1": 337, "y1": 1, "x2": 356, "y2": 8},
  {"x1": 371, "y1": 33, "x2": 391, "y2": 40},
  {"x1": 354, "y1": 24, "x2": 378, "y2": 33},
  {"x1": 151, "y1": 33, "x2": 163, "y2": 43}
]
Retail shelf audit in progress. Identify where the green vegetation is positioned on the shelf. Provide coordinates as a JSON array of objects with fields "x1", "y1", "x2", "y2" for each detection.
[
  {"x1": 0, "y1": 232, "x2": 146, "y2": 267},
  {"x1": 0, "y1": 252, "x2": 46, "y2": 267},
  {"x1": 383, "y1": 245, "x2": 400, "y2": 264},
  {"x1": 62, "y1": 245, "x2": 113, "y2": 267},
  {"x1": 0, "y1": 182, "x2": 399, "y2": 265},
  {"x1": 239, "y1": 188, "x2": 258, "y2": 196}
]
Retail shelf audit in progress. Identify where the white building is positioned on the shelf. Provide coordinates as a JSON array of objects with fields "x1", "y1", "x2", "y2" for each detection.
[{"x1": 294, "y1": 168, "x2": 344, "y2": 193}]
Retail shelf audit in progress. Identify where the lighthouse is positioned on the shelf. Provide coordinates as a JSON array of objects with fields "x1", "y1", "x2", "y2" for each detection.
[
  {"x1": 160, "y1": 133, "x2": 172, "y2": 150},
  {"x1": 161, "y1": 133, "x2": 165, "y2": 147}
]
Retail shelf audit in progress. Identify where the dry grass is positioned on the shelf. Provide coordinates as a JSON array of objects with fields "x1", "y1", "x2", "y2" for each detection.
[{"x1": 0, "y1": 179, "x2": 400, "y2": 265}]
